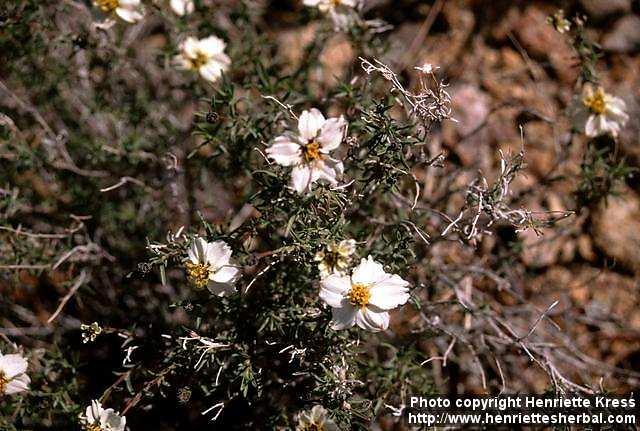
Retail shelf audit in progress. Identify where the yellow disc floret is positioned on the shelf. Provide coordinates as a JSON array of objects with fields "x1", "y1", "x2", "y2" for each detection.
[
  {"x1": 189, "y1": 51, "x2": 210, "y2": 70},
  {"x1": 348, "y1": 283, "x2": 371, "y2": 308},
  {"x1": 85, "y1": 424, "x2": 103, "y2": 431},
  {"x1": 583, "y1": 87, "x2": 607, "y2": 115},
  {"x1": 0, "y1": 371, "x2": 7, "y2": 394},
  {"x1": 303, "y1": 141, "x2": 323, "y2": 162},
  {"x1": 95, "y1": 0, "x2": 119, "y2": 12},
  {"x1": 185, "y1": 262, "x2": 211, "y2": 289}
]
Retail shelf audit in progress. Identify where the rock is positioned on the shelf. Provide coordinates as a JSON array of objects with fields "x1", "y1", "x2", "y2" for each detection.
[
  {"x1": 591, "y1": 187, "x2": 640, "y2": 273},
  {"x1": 514, "y1": 6, "x2": 576, "y2": 83},
  {"x1": 602, "y1": 15, "x2": 640, "y2": 53},
  {"x1": 580, "y1": 0, "x2": 632, "y2": 18}
]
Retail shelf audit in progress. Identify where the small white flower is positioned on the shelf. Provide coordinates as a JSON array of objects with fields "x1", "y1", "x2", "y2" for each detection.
[
  {"x1": 319, "y1": 256, "x2": 410, "y2": 332},
  {"x1": 0, "y1": 351, "x2": 30, "y2": 395},
  {"x1": 304, "y1": 0, "x2": 358, "y2": 30},
  {"x1": 296, "y1": 405, "x2": 339, "y2": 431},
  {"x1": 93, "y1": 0, "x2": 144, "y2": 23},
  {"x1": 80, "y1": 400, "x2": 126, "y2": 431},
  {"x1": 314, "y1": 239, "x2": 356, "y2": 277},
  {"x1": 266, "y1": 108, "x2": 346, "y2": 194},
  {"x1": 572, "y1": 85, "x2": 629, "y2": 138},
  {"x1": 303, "y1": 0, "x2": 357, "y2": 14},
  {"x1": 186, "y1": 237, "x2": 240, "y2": 296},
  {"x1": 174, "y1": 36, "x2": 231, "y2": 83},
  {"x1": 414, "y1": 63, "x2": 439, "y2": 74},
  {"x1": 170, "y1": 0, "x2": 194, "y2": 16}
]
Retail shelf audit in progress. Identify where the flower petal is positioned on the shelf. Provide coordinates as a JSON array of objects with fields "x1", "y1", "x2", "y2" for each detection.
[
  {"x1": 351, "y1": 256, "x2": 388, "y2": 286},
  {"x1": 266, "y1": 136, "x2": 302, "y2": 166},
  {"x1": 205, "y1": 241, "x2": 233, "y2": 269},
  {"x1": 320, "y1": 274, "x2": 351, "y2": 307},
  {"x1": 298, "y1": 108, "x2": 325, "y2": 141},
  {"x1": 330, "y1": 301, "x2": 357, "y2": 330},
  {"x1": 317, "y1": 116, "x2": 345, "y2": 152},
  {"x1": 115, "y1": 6, "x2": 143, "y2": 23},
  {"x1": 310, "y1": 160, "x2": 340, "y2": 185},
  {"x1": 207, "y1": 281, "x2": 236, "y2": 296},
  {"x1": 584, "y1": 114, "x2": 599, "y2": 137},
  {"x1": 355, "y1": 307, "x2": 389, "y2": 332},
  {"x1": 211, "y1": 265, "x2": 240, "y2": 284},
  {"x1": 5, "y1": 373, "x2": 29, "y2": 394},
  {"x1": 368, "y1": 276, "x2": 410, "y2": 310},
  {"x1": 290, "y1": 164, "x2": 313, "y2": 194},
  {"x1": 170, "y1": 0, "x2": 194, "y2": 15},
  {"x1": 0, "y1": 354, "x2": 27, "y2": 379},
  {"x1": 198, "y1": 36, "x2": 226, "y2": 56},
  {"x1": 188, "y1": 237, "x2": 208, "y2": 263},
  {"x1": 199, "y1": 61, "x2": 225, "y2": 83}
]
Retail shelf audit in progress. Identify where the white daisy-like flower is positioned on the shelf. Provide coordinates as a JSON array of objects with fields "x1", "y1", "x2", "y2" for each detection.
[
  {"x1": 314, "y1": 239, "x2": 356, "y2": 277},
  {"x1": 80, "y1": 400, "x2": 126, "y2": 431},
  {"x1": 572, "y1": 85, "x2": 629, "y2": 138},
  {"x1": 174, "y1": 36, "x2": 231, "y2": 83},
  {"x1": 303, "y1": 0, "x2": 357, "y2": 14},
  {"x1": 185, "y1": 237, "x2": 240, "y2": 296},
  {"x1": 93, "y1": 0, "x2": 144, "y2": 23},
  {"x1": 319, "y1": 256, "x2": 410, "y2": 332},
  {"x1": 170, "y1": 0, "x2": 194, "y2": 16},
  {"x1": 296, "y1": 405, "x2": 339, "y2": 431},
  {"x1": 0, "y1": 351, "x2": 30, "y2": 395},
  {"x1": 266, "y1": 108, "x2": 346, "y2": 194}
]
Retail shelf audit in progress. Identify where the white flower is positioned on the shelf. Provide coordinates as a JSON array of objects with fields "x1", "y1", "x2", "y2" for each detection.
[
  {"x1": 0, "y1": 351, "x2": 30, "y2": 395},
  {"x1": 296, "y1": 405, "x2": 339, "y2": 431},
  {"x1": 186, "y1": 237, "x2": 240, "y2": 296},
  {"x1": 93, "y1": 0, "x2": 144, "y2": 23},
  {"x1": 314, "y1": 239, "x2": 356, "y2": 277},
  {"x1": 319, "y1": 256, "x2": 410, "y2": 332},
  {"x1": 80, "y1": 400, "x2": 126, "y2": 431},
  {"x1": 572, "y1": 85, "x2": 629, "y2": 138},
  {"x1": 303, "y1": 0, "x2": 357, "y2": 14},
  {"x1": 170, "y1": 0, "x2": 194, "y2": 16},
  {"x1": 266, "y1": 108, "x2": 346, "y2": 194},
  {"x1": 174, "y1": 36, "x2": 231, "y2": 83},
  {"x1": 414, "y1": 63, "x2": 439, "y2": 74}
]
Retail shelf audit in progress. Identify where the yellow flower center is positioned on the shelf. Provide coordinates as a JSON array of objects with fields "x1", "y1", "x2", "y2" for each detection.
[
  {"x1": 303, "y1": 141, "x2": 323, "y2": 162},
  {"x1": 0, "y1": 371, "x2": 7, "y2": 394},
  {"x1": 583, "y1": 88, "x2": 607, "y2": 115},
  {"x1": 85, "y1": 424, "x2": 103, "y2": 431},
  {"x1": 95, "y1": 0, "x2": 119, "y2": 12},
  {"x1": 189, "y1": 51, "x2": 210, "y2": 70},
  {"x1": 348, "y1": 283, "x2": 371, "y2": 308},
  {"x1": 185, "y1": 262, "x2": 211, "y2": 289},
  {"x1": 330, "y1": 0, "x2": 343, "y2": 6}
]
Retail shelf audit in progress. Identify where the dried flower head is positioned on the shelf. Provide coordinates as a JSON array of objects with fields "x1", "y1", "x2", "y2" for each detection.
[
  {"x1": 81, "y1": 322, "x2": 103, "y2": 344},
  {"x1": 296, "y1": 405, "x2": 339, "y2": 431},
  {"x1": 548, "y1": 9, "x2": 571, "y2": 34},
  {"x1": 314, "y1": 239, "x2": 356, "y2": 277}
]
